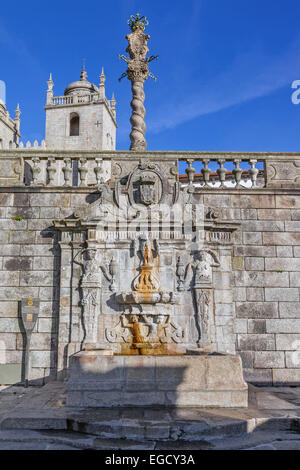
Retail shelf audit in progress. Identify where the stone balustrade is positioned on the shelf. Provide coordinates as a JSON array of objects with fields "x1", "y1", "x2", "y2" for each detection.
[
  {"x1": 50, "y1": 93, "x2": 114, "y2": 109},
  {"x1": 51, "y1": 96, "x2": 74, "y2": 105},
  {"x1": 22, "y1": 154, "x2": 112, "y2": 187},
  {"x1": 1, "y1": 150, "x2": 300, "y2": 189},
  {"x1": 181, "y1": 158, "x2": 264, "y2": 189}
]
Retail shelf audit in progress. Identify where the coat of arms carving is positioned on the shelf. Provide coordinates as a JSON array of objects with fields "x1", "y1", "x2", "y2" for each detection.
[{"x1": 139, "y1": 173, "x2": 156, "y2": 205}]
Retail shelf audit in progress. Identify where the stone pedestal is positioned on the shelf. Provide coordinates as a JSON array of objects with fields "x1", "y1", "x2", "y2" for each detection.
[{"x1": 67, "y1": 351, "x2": 248, "y2": 408}]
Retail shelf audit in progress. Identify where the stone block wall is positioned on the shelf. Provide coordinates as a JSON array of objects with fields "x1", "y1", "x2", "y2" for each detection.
[
  {"x1": 204, "y1": 192, "x2": 300, "y2": 385},
  {"x1": 45, "y1": 102, "x2": 116, "y2": 151},
  {"x1": 0, "y1": 189, "x2": 74, "y2": 384}
]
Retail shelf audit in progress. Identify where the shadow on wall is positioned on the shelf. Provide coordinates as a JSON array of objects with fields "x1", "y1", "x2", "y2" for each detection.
[{"x1": 67, "y1": 362, "x2": 187, "y2": 408}]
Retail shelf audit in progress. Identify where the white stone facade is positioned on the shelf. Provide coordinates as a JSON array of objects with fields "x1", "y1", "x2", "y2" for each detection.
[
  {"x1": 45, "y1": 101, "x2": 116, "y2": 151},
  {"x1": 0, "y1": 101, "x2": 20, "y2": 150},
  {"x1": 44, "y1": 69, "x2": 117, "y2": 151}
]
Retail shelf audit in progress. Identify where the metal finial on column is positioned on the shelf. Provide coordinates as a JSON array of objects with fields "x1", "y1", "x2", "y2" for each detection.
[{"x1": 119, "y1": 13, "x2": 158, "y2": 151}]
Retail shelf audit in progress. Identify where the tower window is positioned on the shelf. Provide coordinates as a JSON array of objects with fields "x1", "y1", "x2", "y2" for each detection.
[{"x1": 70, "y1": 113, "x2": 79, "y2": 136}]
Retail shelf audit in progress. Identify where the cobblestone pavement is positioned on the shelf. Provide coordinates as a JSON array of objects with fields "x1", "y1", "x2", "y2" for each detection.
[{"x1": 1, "y1": 383, "x2": 300, "y2": 450}]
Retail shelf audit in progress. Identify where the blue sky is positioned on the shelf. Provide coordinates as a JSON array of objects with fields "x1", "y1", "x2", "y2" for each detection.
[{"x1": 1, "y1": 0, "x2": 300, "y2": 152}]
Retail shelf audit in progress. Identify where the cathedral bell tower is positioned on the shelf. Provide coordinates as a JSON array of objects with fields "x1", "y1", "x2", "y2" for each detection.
[{"x1": 44, "y1": 67, "x2": 117, "y2": 150}]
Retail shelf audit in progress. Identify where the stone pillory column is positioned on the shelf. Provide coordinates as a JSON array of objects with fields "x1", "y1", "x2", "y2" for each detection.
[{"x1": 119, "y1": 13, "x2": 158, "y2": 151}]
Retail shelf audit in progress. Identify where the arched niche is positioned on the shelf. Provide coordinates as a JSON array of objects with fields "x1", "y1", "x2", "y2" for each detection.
[{"x1": 70, "y1": 112, "x2": 79, "y2": 136}]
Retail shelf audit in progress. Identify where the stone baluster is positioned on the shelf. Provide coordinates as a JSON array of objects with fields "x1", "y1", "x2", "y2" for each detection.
[
  {"x1": 94, "y1": 158, "x2": 104, "y2": 185},
  {"x1": 62, "y1": 157, "x2": 72, "y2": 186},
  {"x1": 47, "y1": 157, "x2": 56, "y2": 185},
  {"x1": 217, "y1": 159, "x2": 226, "y2": 188},
  {"x1": 233, "y1": 159, "x2": 243, "y2": 189},
  {"x1": 202, "y1": 159, "x2": 211, "y2": 187},
  {"x1": 185, "y1": 159, "x2": 196, "y2": 189},
  {"x1": 249, "y1": 159, "x2": 259, "y2": 188},
  {"x1": 78, "y1": 157, "x2": 88, "y2": 186},
  {"x1": 31, "y1": 157, "x2": 41, "y2": 186}
]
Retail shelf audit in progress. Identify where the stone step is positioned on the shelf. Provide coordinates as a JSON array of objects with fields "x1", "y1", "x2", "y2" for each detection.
[
  {"x1": 0, "y1": 430, "x2": 155, "y2": 450},
  {"x1": 1, "y1": 413, "x2": 253, "y2": 441},
  {"x1": 65, "y1": 414, "x2": 300, "y2": 442},
  {"x1": 56, "y1": 415, "x2": 257, "y2": 441},
  {"x1": 0, "y1": 412, "x2": 67, "y2": 431},
  {"x1": 0, "y1": 428, "x2": 300, "y2": 450},
  {"x1": 2, "y1": 410, "x2": 300, "y2": 443}
]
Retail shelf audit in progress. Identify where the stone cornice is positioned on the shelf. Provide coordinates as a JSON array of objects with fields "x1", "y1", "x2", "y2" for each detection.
[
  {"x1": 1, "y1": 186, "x2": 300, "y2": 195},
  {"x1": 2, "y1": 150, "x2": 300, "y2": 159}
]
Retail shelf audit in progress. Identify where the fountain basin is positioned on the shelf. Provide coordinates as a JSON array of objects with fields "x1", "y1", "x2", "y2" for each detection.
[
  {"x1": 117, "y1": 291, "x2": 179, "y2": 304},
  {"x1": 67, "y1": 352, "x2": 248, "y2": 408}
]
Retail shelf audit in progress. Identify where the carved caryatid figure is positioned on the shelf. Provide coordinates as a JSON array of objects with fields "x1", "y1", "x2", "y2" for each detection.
[
  {"x1": 81, "y1": 249, "x2": 102, "y2": 284},
  {"x1": 192, "y1": 249, "x2": 220, "y2": 347},
  {"x1": 74, "y1": 248, "x2": 114, "y2": 347},
  {"x1": 75, "y1": 248, "x2": 113, "y2": 286},
  {"x1": 176, "y1": 249, "x2": 219, "y2": 347},
  {"x1": 195, "y1": 289, "x2": 211, "y2": 345},
  {"x1": 194, "y1": 251, "x2": 213, "y2": 286},
  {"x1": 192, "y1": 249, "x2": 221, "y2": 287}
]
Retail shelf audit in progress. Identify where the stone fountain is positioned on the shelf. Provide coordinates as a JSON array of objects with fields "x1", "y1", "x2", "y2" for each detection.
[
  {"x1": 115, "y1": 236, "x2": 185, "y2": 356},
  {"x1": 65, "y1": 14, "x2": 248, "y2": 408}
]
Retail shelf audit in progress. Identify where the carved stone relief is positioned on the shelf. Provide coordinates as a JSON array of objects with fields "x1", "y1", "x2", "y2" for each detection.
[
  {"x1": 105, "y1": 313, "x2": 184, "y2": 346},
  {"x1": 53, "y1": 161, "x2": 239, "y2": 356},
  {"x1": 73, "y1": 247, "x2": 114, "y2": 347}
]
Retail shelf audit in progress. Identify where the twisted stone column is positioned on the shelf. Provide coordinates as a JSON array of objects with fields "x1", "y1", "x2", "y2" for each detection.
[
  {"x1": 120, "y1": 14, "x2": 157, "y2": 151},
  {"x1": 129, "y1": 78, "x2": 147, "y2": 151}
]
